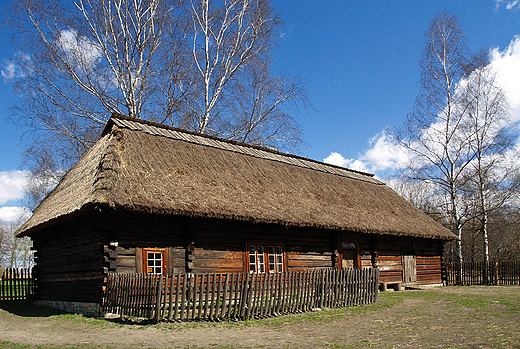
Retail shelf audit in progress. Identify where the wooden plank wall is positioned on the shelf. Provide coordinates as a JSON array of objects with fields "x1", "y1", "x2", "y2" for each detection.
[
  {"x1": 105, "y1": 214, "x2": 336, "y2": 274},
  {"x1": 416, "y1": 256, "x2": 442, "y2": 284},
  {"x1": 33, "y1": 215, "x2": 104, "y2": 303},
  {"x1": 375, "y1": 236, "x2": 444, "y2": 285},
  {"x1": 103, "y1": 212, "x2": 446, "y2": 286}
]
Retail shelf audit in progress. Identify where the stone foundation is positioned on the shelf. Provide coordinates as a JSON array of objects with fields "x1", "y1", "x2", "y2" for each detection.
[{"x1": 35, "y1": 300, "x2": 102, "y2": 317}]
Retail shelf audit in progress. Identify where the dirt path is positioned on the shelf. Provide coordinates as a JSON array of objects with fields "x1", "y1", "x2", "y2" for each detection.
[{"x1": 1, "y1": 286, "x2": 519, "y2": 348}]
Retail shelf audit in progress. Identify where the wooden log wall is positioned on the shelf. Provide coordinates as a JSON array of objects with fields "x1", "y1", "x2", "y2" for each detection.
[
  {"x1": 32, "y1": 214, "x2": 104, "y2": 303},
  {"x1": 29, "y1": 206, "x2": 448, "y2": 307},
  {"x1": 416, "y1": 256, "x2": 442, "y2": 284},
  {"x1": 101, "y1": 212, "x2": 447, "y2": 287},
  {"x1": 375, "y1": 236, "x2": 445, "y2": 285},
  {"x1": 102, "y1": 213, "x2": 337, "y2": 275}
]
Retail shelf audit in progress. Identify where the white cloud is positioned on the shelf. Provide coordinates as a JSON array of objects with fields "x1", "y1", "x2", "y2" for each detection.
[
  {"x1": 361, "y1": 131, "x2": 409, "y2": 172},
  {"x1": 491, "y1": 36, "x2": 520, "y2": 122},
  {"x1": 324, "y1": 152, "x2": 351, "y2": 167},
  {"x1": 0, "y1": 170, "x2": 28, "y2": 205},
  {"x1": 1, "y1": 62, "x2": 18, "y2": 81},
  {"x1": 1, "y1": 53, "x2": 32, "y2": 82},
  {"x1": 57, "y1": 29, "x2": 102, "y2": 68},
  {"x1": 0, "y1": 206, "x2": 30, "y2": 224},
  {"x1": 495, "y1": 0, "x2": 520, "y2": 9},
  {"x1": 324, "y1": 131, "x2": 409, "y2": 174}
]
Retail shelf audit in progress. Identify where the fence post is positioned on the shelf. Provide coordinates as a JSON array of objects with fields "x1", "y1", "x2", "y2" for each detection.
[
  {"x1": 494, "y1": 261, "x2": 499, "y2": 286},
  {"x1": 154, "y1": 274, "x2": 163, "y2": 323}
]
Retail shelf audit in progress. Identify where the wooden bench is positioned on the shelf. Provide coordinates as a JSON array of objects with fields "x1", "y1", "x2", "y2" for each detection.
[{"x1": 379, "y1": 281, "x2": 402, "y2": 291}]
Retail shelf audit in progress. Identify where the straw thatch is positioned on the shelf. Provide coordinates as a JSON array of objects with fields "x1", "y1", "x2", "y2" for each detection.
[{"x1": 16, "y1": 114, "x2": 455, "y2": 240}]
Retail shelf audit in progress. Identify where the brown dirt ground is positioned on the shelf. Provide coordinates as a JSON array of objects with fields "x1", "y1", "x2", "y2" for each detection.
[{"x1": 1, "y1": 286, "x2": 519, "y2": 348}]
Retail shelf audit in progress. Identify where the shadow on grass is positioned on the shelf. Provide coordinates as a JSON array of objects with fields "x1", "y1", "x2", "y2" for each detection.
[{"x1": 0, "y1": 300, "x2": 66, "y2": 317}]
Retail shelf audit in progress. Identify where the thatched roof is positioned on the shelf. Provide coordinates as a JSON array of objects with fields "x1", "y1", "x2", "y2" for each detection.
[{"x1": 16, "y1": 114, "x2": 455, "y2": 240}]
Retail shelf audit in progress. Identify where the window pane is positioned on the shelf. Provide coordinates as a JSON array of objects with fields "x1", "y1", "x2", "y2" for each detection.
[
  {"x1": 257, "y1": 246, "x2": 264, "y2": 254},
  {"x1": 145, "y1": 249, "x2": 164, "y2": 274},
  {"x1": 249, "y1": 245, "x2": 256, "y2": 253}
]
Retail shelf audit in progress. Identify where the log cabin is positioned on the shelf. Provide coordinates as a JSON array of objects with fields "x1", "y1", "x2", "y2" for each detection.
[{"x1": 16, "y1": 114, "x2": 456, "y2": 315}]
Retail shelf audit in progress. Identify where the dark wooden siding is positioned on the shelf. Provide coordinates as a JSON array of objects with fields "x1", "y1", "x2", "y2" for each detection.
[
  {"x1": 101, "y1": 213, "x2": 337, "y2": 274},
  {"x1": 416, "y1": 256, "x2": 442, "y2": 283},
  {"x1": 375, "y1": 236, "x2": 444, "y2": 285},
  {"x1": 287, "y1": 252, "x2": 332, "y2": 270},
  {"x1": 30, "y1": 209, "x2": 447, "y2": 305},
  {"x1": 32, "y1": 214, "x2": 104, "y2": 303}
]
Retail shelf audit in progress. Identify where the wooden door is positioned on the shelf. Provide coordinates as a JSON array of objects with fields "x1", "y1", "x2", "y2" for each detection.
[
  {"x1": 402, "y1": 255, "x2": 416, "y2": 283},
  {"x1": 342, "y1": 248, "x2": 359, "y2": 269}
]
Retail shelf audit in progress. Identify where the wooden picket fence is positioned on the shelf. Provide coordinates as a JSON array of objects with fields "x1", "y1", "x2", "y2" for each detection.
[
  {"x1": 103, "y1": 268, "x2": 379, "y2": 322},
  {"x1": 0, "y1": 268, "x2": 36, "y2": 301},
  {"x1": 445, "y1": 261, "x2": 520, "y2": 286}
]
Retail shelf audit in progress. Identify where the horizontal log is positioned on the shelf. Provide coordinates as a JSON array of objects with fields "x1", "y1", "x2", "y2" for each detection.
[
  {"x1": 114, "y1": 246, "x2": 135, "y2": 256},
  {"x1": 115, "y1": 266, "x2": 137, "y2": 274},
  {"x1": 192, "y1": 250, "x2": 242, "y2": 259},
  {"x1": 287, "y1": 260, "x2": 331, "y2": 268},
  {"x1": 116, "y1": 256, "x2": 136, "y2": 268},
  {"x1": 193, "y1": 259, "x2": 244, "y2": 269},
  {"x1": 287, "y1": 254, "x2": 331, "y2": 261},
  {"x1": 377, "y1": 256, "x2": 402, "y2": 261},
  {"x1": 379, "y1": 276, "x2": 403, "y2": 282}
]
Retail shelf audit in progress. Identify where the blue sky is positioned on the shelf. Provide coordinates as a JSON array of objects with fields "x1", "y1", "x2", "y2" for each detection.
[{"x1": 1, "y1": 0, "x2": 520, "y2": 223}]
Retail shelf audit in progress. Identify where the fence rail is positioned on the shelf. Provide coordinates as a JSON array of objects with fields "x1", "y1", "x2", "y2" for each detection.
[
  {"x1": 445, "y1": 261, "x2": 520, "y2": 286},
  {"x1": 103, "y1": 268, "x2": 379, "y2": 323},
  {"x1": 0, "y1": 268, "x2": 35, "y2": 301}
]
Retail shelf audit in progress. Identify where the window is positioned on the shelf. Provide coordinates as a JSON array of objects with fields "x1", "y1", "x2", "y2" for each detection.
[
  {"x1": 143, "y1": 248, "x2": 166, "y2": 274},
  {"x1": 248, "y1": 244, "x2": 284, "y2": 272}
]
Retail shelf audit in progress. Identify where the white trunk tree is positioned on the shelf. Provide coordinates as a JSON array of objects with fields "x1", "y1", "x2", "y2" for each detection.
[
  {"x1": 6, "y1": 0, "x2": 305, "y2": 174},
  {"x1": 182, "y1": 0, "x2": 280, "y2": 134},
  {"x1": 11, "y1": 0, "x2": 173, "y2": 148},
  {"x1": 460, "y1": 53, "x2": 518, "y2": 266},
  {"x1": 398, "y1": 11, "x2": 473, "y2": 268}
]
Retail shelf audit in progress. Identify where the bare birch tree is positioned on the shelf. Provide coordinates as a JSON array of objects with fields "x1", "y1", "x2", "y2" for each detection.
[
  {"x1": 397, "y1": 11, "x2": 472, "y2": 267},
  {"x1": 178, "y1": 0, "x2": 281, "y2": 134},
  {"x1": 9, "y1": 0, "x2": 176, "y2": 144},
  {"x1": 459, "y1": 51, "x2": 519, "y2": 266},
  {"x1": 5, "y1": 0, "x2": 307, "y2": 210},
  {"x1": 221, "y1": 61, "x2": 306, "y2": 150},
  {"x1": 6, "y1": 0, "x2": 305, "y2": 167},
  {"x1": 0, "y1": 216, "x2": 34, "y2": 269}
]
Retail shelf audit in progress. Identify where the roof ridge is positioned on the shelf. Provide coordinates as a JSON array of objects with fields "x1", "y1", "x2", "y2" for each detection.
[{"x1": 105, "y1": 113, "x2": 379, "y2": 183}]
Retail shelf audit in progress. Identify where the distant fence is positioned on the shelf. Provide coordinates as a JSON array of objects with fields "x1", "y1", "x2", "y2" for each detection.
[
  {"x1": 103, "y1": 268, "x2": 379, "y2": 323},
  {"x1": 0, "y1": 268, "x2": 36, "y2": 301},
  {"x1": 445, "y1": 261, "x2": 520, "y2": 286}
]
